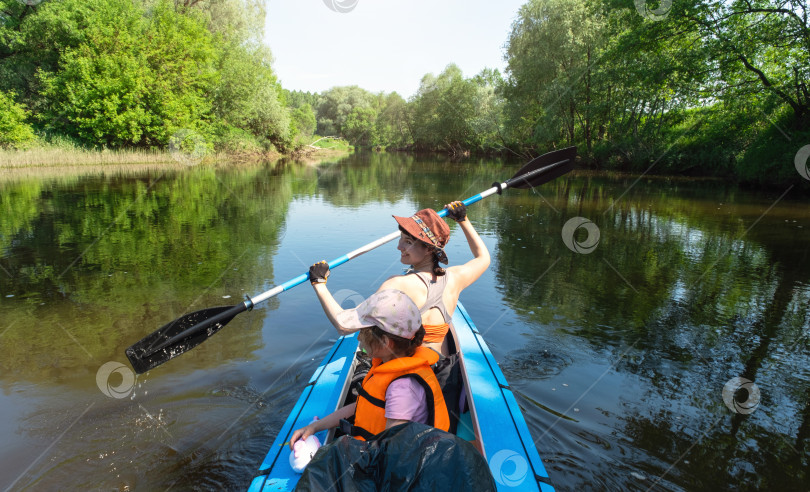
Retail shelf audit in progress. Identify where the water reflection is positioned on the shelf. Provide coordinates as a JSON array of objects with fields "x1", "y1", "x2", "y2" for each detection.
[
  {"x1": 494, "y1": 172, "x2": 810, "y2": 489},
  {"x1": 0, "y1": 162, "x2": 307, "y2": 386}
]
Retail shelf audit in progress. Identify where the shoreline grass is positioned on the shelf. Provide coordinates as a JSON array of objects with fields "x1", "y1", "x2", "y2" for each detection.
[
  {"x1": 0, "y1": 147, "x2": 188, "y2": 169},
  {"x1": 0, "y1": 136, "x2": 354, "y2": 169},
  {"x1": 0, "y1": 142, "x2": 351, "y2": 182},
  {"x1": 0, "y1": 148, "x2": 288, "y2": 171}
]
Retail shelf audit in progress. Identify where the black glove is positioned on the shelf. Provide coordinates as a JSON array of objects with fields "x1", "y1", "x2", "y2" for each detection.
[
  {"x1": 310, "y1": 261, "x2": 330, "y2": 284},
  {"x1": 445, "y1": 201, "x2": 467, "y2": 222}
]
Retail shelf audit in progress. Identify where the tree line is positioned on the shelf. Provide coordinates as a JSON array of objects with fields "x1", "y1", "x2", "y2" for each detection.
[
  {"x1": 284, "y1": 0, "x2": 809, "y2": 187},
  {"x1": 2, "y1": 0, "x2": 807, "y2": 187}
]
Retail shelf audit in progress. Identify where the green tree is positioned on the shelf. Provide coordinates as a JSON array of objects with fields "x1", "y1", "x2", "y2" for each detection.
[
  {"x1": 35, "y1": 0, "x2": 217, "y2": 147},
  {"x1": 1, "y1": 0, "x2": 106, "y2": 104},
  {"x1": 315, "y1": 86, "x2": 374, "y2": 137},
  {"x1": 663, "y1": 0, "x2": 810, "y2": 184},
  {"x1": 291, "y1": 103, "x2": 317, "y2": 138},
  {"x1": 343, "y1": 105, "x2": 378, "y2": 147},
  {"x1": 284, "y1": 89, "x2": 320, "y2": 111},
  {"x1": 469, "y1": 69, "x2": 506, "y2": 151},
  {"x1": 587, "y1": 0, "x2": 709, "y2": 167},
  {"x1": 683, "y1": 0, "x2": 809, "y2": 127},
  {"x1": 501, "y1": 0, "x2": 809, "y2": 187},
  {"x1": 0, "y1": 0, "x2": 295, "y2": 153},
  {"x1": 0, "y1": 90, "x2": 35, "y2": 148},
  {"x1": 375, "y1": 92, "x2": 411, "y2": 149},
  {"x1": 191, "y1": 0, "x2": 266, "y2": 42},
  {"x1": 410, "y1": 64, "x2": 480, "y2": 153},
  {"x1": 504, "y1": 0, "x2": 606, "y2": 151},
  {"x1": 196, "y1": 0, "x2": 293, "y2": 151}
]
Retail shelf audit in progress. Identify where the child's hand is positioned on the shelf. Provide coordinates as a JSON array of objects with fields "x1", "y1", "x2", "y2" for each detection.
[
  {"x1": 288, "y1": 417, "x2": 322, "y2": 473},
  {"x1": 289, "y1": 423, "x2": 314, "y2": 450},
  {"x1": 289, "y1": 417, "x2": 321, "y2": 450}
]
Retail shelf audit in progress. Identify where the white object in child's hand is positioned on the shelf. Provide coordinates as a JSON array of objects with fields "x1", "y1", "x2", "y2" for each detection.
[
  {"x1": 289, "y1": 435, "x2": 321, "y2": 473},
  {"x1": 289, "y1": 417, "x2": 322, "y2": 473}
]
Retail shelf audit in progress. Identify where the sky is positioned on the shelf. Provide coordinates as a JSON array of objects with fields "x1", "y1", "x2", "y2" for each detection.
[{"x1": 264, "y1": 0, "x2": 528, "y2": 99}]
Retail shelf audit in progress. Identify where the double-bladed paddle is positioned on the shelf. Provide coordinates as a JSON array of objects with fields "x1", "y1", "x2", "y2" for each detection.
[{"x1": 125, "y1": 146, "x2": 577, "y2": 374}]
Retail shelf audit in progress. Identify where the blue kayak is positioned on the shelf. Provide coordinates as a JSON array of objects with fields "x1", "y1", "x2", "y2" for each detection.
[{"x1": 247, "y1": 302, "x2": 555, "y2": 491}]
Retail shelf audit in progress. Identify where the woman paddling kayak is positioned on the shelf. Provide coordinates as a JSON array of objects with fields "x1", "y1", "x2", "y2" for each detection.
[{"x1": 309, "y1": 201, "x2": 491, "y2": 355}]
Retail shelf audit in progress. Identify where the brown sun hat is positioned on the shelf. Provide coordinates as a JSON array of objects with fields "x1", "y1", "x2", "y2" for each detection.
[{"x1": 393, "y1": 208, "x2": 450, "y2": 264}]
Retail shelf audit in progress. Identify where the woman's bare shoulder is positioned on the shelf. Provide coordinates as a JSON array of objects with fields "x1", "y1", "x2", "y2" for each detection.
[
  {"x1": 378, "y1": 273, "x2": 411, "y2": 290},
  {"x1": 378, "y1": 272, "x2": 425, "y2": 292}
]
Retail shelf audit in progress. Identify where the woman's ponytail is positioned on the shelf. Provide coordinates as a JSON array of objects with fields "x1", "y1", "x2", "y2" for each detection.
[{"x1": 432, "y1": 250, "x2": 447, "y2": 276}]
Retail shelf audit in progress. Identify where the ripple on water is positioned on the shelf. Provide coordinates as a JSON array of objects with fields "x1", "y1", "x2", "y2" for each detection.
[
  {"x1": 211, "y1": 384, "x2": 269, "y2": 408},
  {"x1": 500, "y1": 343, "x2": 573, "y2": 380}
]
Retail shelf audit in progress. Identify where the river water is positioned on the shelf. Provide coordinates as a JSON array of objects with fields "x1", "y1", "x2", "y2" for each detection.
[{"x1": 0, "y1": 153, "x2": 808, "y2": 491}]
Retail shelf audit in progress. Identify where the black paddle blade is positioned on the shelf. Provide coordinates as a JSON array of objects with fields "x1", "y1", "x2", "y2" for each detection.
[
  {"x1": 507, "y1": 146, "x2": 577, "y2": 190},
  {"x1": 125, "y1": 304, "x2": 244, "y2": 374}
]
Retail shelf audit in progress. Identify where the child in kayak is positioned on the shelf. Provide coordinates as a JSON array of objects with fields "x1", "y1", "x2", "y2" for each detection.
[
  {"x1": 289, "y1": 289, "x2": 449, "y2": 448},
  {"x1": 309, "y1": 201, "x2": 490, "y2": 356}
]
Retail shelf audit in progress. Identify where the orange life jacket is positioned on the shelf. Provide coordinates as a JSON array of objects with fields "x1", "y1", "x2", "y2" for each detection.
[{"x1": 350, "y1": 346, "x2": 449, "y2": 440}]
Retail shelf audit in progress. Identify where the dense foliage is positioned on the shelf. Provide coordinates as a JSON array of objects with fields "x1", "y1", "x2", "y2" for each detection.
[
  {"x1": 499, "y1": 0, "x2": 810, "y2": 185},
  {"x1": 0, "y1": 90, "x2": 34, "y2": 148},
  {"x1": 0, "y1": 0, "x2": 293, "y2": 152}
]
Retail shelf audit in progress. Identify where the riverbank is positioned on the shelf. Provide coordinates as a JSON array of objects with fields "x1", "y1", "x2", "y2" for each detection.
[
  {"x1": 0, "y1": 145, "x2": 351, "y2": 184},
  {"x1": 0, "y1": 140, "x2": 351, "y2": 170},
  {"x1": 0, "y1": 147, "x2": 283, "y2": 168}
]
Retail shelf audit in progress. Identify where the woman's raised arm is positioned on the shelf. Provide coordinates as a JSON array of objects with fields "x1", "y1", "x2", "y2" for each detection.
[{"x1": 444, "y1": 202, "x2": 490, "y2": 290}]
